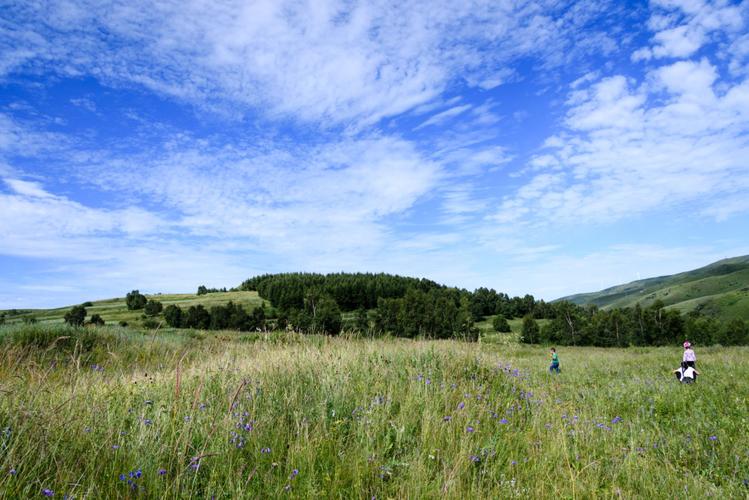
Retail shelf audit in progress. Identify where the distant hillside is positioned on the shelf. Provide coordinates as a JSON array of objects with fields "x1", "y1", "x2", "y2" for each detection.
[
  {"x1": 560, "y1": 255, "x2": 749, "y2": 320},
  {"x1": 0, "y1": 291, "x2": 264, "y2": 326}
]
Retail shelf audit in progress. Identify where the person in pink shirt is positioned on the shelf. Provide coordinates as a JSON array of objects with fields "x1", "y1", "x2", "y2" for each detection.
[{"x1": 682, "y1": 341, "x2": 696, "y2": 369}]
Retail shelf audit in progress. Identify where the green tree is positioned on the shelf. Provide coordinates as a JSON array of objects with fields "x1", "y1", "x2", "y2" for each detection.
[
  {"x1": 354, "y1": 307, "x2": 369, "y2": 334},
  {"x1": 717, "y1": 318, "x2": 749, "y2": 345},
  {"x1": 64, "y1": 305, "x2": 86, "y2": 326},
  {"x1": 144, "y1": 299, "x2": 163, "y2": 317},
  {"x1": 492, "y1": 314, "x2": 511, "y2": 333},
  {"x1": 521, "y1": 315, "x2": 540, "y2": 344},
  {"x1": 126, "y1": 290, "x2": 147, "y2": 310},
  {"x1": 184, "y1": 305, "x2": 210, "y2": 329},
  {"x1": 197, "y1": 285, "x2": 208, "y2": 296},
  {"x1": 163, "y1": 305, "x2": 183, "y2": 328}
]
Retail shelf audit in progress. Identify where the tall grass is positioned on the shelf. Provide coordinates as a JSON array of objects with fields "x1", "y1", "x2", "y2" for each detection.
[{"x1": 0, "y1": 325, "x2": 747, "y2": 498}]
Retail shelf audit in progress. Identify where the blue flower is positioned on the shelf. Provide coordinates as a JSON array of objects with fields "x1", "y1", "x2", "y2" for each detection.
[
  {"x1": 709, "y1": 435, "x2": 717, "y2": 441},
  {"x1": 466, "y1": 426, "x2": 474, "y2": 433},
  {"x1": 611, "y1": 416, "x2": 622, "y2": 424},
  {"x1": 42, "y1": 489, "x2": 54, "y2": 497},
  {"x1": 499, "y1": 418, "x2": 508, "y2": 425},
  {"x1": 457, "y1": 402, "x2": 465, "y2": 410},
  {"x1": 158, "y1": 468, "x2": 167, "y2": 476},
  {"x1": 290, "y1": 469, "x2": 299, "y2": 478}
]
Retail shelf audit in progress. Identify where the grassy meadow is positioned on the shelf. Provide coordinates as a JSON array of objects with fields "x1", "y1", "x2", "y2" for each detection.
[{"x1": 0, "y1": 323, "x2": 747, "y2": 498}]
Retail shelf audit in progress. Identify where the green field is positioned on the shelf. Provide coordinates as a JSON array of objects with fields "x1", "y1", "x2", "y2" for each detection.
[
  {"x1": 561, "y1": 255, "x2": 749, "y2": 319},
  {"x1": 0, "y1": 323, "x2": 746, "y2": 498},
  {"x1": 1, "y1": 291, "x2": 265, "y2": 326}
]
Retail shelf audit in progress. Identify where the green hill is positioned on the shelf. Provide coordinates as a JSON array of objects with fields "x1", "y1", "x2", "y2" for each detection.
[
  {"x1": 0, "y1": 290, "x2": 264, "y2": 326},
  {"x1": 560, "y1": 255, "x2": 749, "y2": 319}
]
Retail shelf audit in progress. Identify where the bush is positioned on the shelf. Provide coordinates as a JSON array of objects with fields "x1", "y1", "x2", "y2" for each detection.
[
  {"x1": 144, "y1": 299, "x2": 163, "y2": 317},
  {"x1": 89, "y1": 314, "x2": 105, "y2": 326},
  {"x1": 521, "y1": 315, "x2": 540, "y2": 344},
  {"x1": 126, "y1": 290, "x2": 147, "y2": 310},
  {"x1": 492, "y1": 314, "x2": 511, "y2": 333},
  {"x1": 82, "y1": 301, "x2": 93, "y2": 307},
  {"x1": 64, "y1": 305, "x2": 87, "y2": 326},
  {"x1": 164, "y1": 305, "x2": 183, "y2": 327}
]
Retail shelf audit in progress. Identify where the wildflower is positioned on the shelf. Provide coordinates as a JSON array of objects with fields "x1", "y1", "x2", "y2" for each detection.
[
  {"x1": 8, "y1": 468, "x2": 16, "y2": 475},
  {"x1": 184, "y1": 416, "x2": 191, "y2": 422},
  {"x1": 466, "y1": 426, "x2": 474, "y2": 433},
  {"x1": 42, "y1": 489, "x2": 54, "y2": 497},
  {"x1": 143, "y1": 419, "x2": 153, "y2": 426},
  {"x1": 112, "y1": 445, "x2": 120, "y2": 450},
  {"x1": 469, "y1": 455, "x2": 480, "y2": 463},
  {"x1": 425, "y1": 378, "x2": 431, "y2": 385},
  {"x1": 243, "y1": 423, "x2": 254, "y2": 432},
  {"x1": 443, "y1": 415, "x2": 452, "y2": 422},
  {"x1": 284, "y1": 484, "x2": 291, "y2": 492},
  {"x1": 709, "y1": 435, "x2": 717, "y2": 441},
  {"x1": 499, "y1": 418, "x2": 508, "y2": 425},
  {"x1": 511, "y1": 460, "x2": 517, "y2": 465},
  {"x1": 457, "y1": 402, "x2": 465, "y2": 410},
  {"x1": 119, "y1": 474, "x2": 126, "y2": 481},
  {"x1": 199, "y1": 403, "x2": 207, "y2": 411},
  {"x1": 261, "y1": 447, "x2": 271, "y2": 454},
  {"x1": 158, "y1": 468, "x2": 167, "y2": 476},
  {"x1": 611, "y1": 416, "x2": 622, "y2": 424},
  {"x1": 290, "y1": 469, "x2": 299, "y2": 478},
  {"x1": 83, "y1": 427, "x2": 91, "y2": 433}
]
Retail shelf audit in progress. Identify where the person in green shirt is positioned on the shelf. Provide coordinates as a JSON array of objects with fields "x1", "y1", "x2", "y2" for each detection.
[{"x1": 549, "y1": 347, "x2": 560, "y2": 373}]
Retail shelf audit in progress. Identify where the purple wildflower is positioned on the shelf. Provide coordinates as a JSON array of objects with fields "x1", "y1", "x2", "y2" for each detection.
[
  {"x1": 611, "y1": 416, "x2": 622, "y2": 424},
  {"x1": 466, "y1": 426, "x2": 474, "y2": 433},
  {"x1": 709, "y1": 435, "x2": 717, "y2": 441},
  {"x1": 261, "y1": 447, "x2": 271, "y2": 454},
  {"x1": 119, "y1": 474, "x2": 126, "y2": 481},
  {"x1": 158, "y1": 468, "x2": 167, "y2": 476},
  {"x1": 457, "y1": 402, "x2": 465, "y2": 410},
  {"x1": 42, "y1": 489, "x2": 54, "y2": 497},
  {"x1": 8, "y1": 468, "x2": 16, "y2": 475},
  {"x1": 511, "y1": 460, "x2": 517, "y2": 465},
  {"x1": 499, "y1": 418, "x2": 508, "y2": 424},
  {"x1": 111, "y1": 445, "x2": 120, "y2": 450},
  {"x1": 443, "y1": 415, "x2": 452, "y2": 422},
  {"x1": 143, "y1": 419, "x2": 153, "y2": 426},
  {"x1": 290, "y1": 469, "x2": 299, "y2": 478},
  {"x1": 469, "y1": 455, "x2": 480, "y2": 463}
]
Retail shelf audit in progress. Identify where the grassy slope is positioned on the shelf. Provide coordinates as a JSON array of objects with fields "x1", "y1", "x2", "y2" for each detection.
[
  {"x1": 560, "y1": 255, "x2": 749, "y2": 319},
  {"x1": 0, "y1": 324, "x2": 746, "y2": 498},
  {"x1": 1, "y1": 291, "x2": 265, "y2": 325}
]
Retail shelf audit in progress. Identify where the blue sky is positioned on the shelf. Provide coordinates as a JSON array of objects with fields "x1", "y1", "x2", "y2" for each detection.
[{"x1": 1, "y1": 0, "x2": 749, "y2": 308}]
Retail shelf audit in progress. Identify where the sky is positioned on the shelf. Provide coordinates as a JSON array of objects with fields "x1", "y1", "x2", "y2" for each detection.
[{"x1": 1, "y1": 0, "x2": 749, "y2": 308}]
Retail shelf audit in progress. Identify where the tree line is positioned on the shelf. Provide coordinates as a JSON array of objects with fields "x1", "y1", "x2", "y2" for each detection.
[{"x1": 519, "y1": 300, "x2": 749, "y2": 347}]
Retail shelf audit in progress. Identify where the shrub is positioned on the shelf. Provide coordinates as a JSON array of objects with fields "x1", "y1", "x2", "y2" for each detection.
[
  {"x1": 492, "y1": 314, "x2": 511, "y2": 333},
  {"x1": 89, "y1": 314, "x2": 105, "y2": 326},
  {"x1": 64, "y1": 305, "x2": 86, "y2": 326},
  {"x1": 126, "y1": 290, "x2": 147, "y2": 310},
  {"x1": 144, "y1": 299, "x2": 163, "y2": 317}
]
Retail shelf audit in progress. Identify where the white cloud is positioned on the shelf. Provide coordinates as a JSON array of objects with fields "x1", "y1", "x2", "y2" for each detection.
[
  {"x1": 493, "y1": 55, "x2": 749, "y2": 226},
  {"x1": 1, "y1": 0, "x2": 624, "y2": 127},
  {"x1": 639, "y1": 0, "x2": 745, "y2": 60},
  {"x1": 414, "y1": 104, "x2": 472, "y2": 130}
]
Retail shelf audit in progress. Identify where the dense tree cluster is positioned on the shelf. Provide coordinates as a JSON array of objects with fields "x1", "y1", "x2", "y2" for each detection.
[
  {"x1": 373, "y1": 288, "x2": 478, "y2": 340},
  {"x1": 238, "y1": 273, "x2": 445, "y2": 311},
  {"x1": 197, "y1": 285, "x2": 228, "y2": 295},
  {"x1": 163, "y1": 302, "x2": 266, "y2": 331},
  {"x1": 469, "y1": 287, "x2": 552, "y2": 321},
  {"x1": 522, "y1": 300, "x2": 749, "y2": 346}
]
